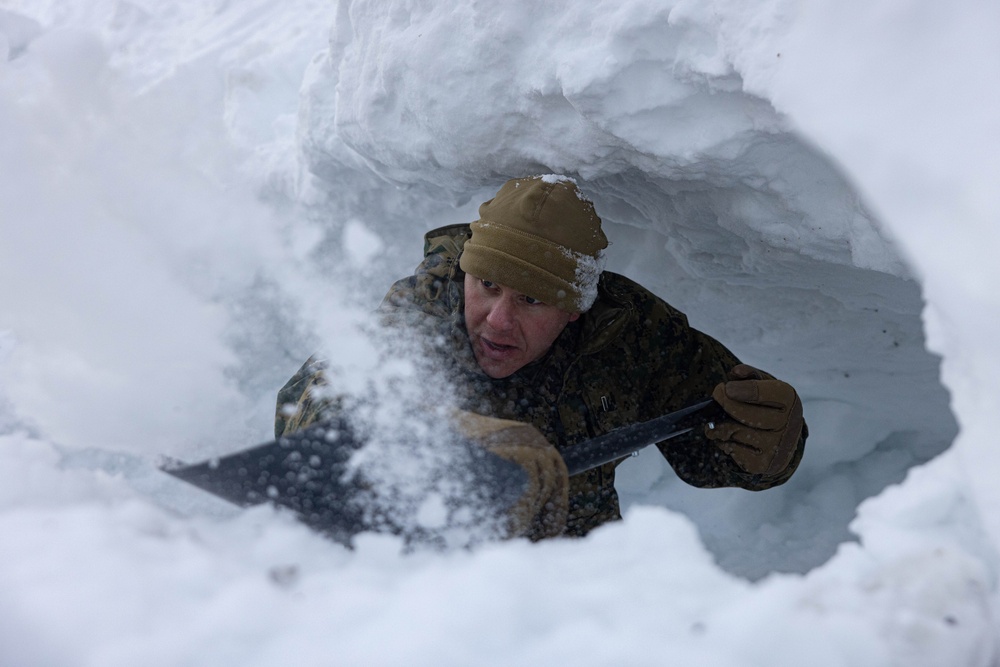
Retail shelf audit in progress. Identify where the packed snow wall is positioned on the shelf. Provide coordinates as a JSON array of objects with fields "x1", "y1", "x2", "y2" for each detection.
[
  {"x1": 0, "y1": 0, "x2": 982, "y2": 580},
  {"x1": 3, "y1": 1, "x2": 999, "y2": 663}
]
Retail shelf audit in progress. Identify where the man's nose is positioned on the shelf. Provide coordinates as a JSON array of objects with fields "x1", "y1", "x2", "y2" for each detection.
[{"x1": 486, "y1": 297, "x2": 516, "y2": 331}]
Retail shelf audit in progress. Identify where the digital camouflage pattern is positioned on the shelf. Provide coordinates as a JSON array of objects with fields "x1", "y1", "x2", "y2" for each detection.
[
  {"x1": 276, "y1": 224, "x2": 806, "y2": 539},
  {"x1": 450, "y1": 410, "x2": 569, "y2": 540}
]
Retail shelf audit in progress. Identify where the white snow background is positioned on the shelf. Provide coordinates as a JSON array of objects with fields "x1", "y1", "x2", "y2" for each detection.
[{"x1": 1, "y1": 0, "x2": 998, "y2": 664}]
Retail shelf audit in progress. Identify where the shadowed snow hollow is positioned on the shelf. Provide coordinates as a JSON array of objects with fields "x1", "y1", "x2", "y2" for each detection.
[{"x1": 293, "y1": 2, "x2": 957, "y2": 578}]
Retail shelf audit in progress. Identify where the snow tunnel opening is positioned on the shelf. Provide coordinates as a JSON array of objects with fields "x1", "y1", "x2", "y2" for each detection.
[
  {"x1": 588, "y1": 150, "x2": 958, "y2": 581},
  {"x1": 281, "y1": 102, "x2": 958, "y2": 581}
]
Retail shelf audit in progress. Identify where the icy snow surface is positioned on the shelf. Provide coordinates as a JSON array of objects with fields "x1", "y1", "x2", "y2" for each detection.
[{"x1": 1, "y1": 0, "x2": 998, "y2": 664}]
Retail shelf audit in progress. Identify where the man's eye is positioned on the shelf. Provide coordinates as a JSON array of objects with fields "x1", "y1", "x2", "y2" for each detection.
[
  {"x1": 524, "y1": 295, "x2": 542, "y2": 305},
  {"x1": 481, "y1": 280, "x2": 495, "y2": 289}
]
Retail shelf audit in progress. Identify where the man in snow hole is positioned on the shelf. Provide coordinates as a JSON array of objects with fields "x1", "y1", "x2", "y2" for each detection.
[{"x1": 275, "y1": 176, "x2": 806, "y2": 541}]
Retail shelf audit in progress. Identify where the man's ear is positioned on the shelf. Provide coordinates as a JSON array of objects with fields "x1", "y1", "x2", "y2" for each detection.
[{"x1": 568, "y1": 312, "x2": 581, "y2": 322}]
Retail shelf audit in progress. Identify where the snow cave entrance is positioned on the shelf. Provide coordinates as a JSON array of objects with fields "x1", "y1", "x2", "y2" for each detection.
[{"x1": 587, "y1": 148, "x2": 957, "y2": 580}]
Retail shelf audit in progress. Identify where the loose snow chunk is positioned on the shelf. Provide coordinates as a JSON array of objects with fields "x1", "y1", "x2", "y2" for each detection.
[
  {"x1": 539, "y1": 173, "x2": 577, "y2": 186},
  {"x1": 538, "y1": 174, "x2": 591, "y2": 202},
  {"x1": 572, "y1": 249, "x2": 606, "y2": 311}
]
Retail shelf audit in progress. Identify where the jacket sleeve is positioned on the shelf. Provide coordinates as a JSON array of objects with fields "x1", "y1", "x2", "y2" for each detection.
[
  {"x1": 273, "y1": 356, "x2": 338, "y2": 438},
  {"x1": 275, "y1": 226, "x2": 472, "y2": 438},
  {"x1": 377, "y1": 223, "x2": 470, "y2": 321},
  {"x1": 639, "y1": 294, "x2": 806, "y2": 491}
]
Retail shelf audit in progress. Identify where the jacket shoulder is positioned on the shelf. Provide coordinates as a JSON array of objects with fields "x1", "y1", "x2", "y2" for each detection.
[
  {"x1": 599, "y1": 272, "x2": 688, "y2": 322},
  {"x1": 422, "y1": 223, "x2": 472, "y2": 277},
  {"x1": 579, "y1": 272, "x2": 689, "y2": 354},
  {"x1": 379, "y1": 224, "x2": 470, "y2": 317},
  {"x1": 423, "y1": 223, "x2": 472, "y2": 258}
]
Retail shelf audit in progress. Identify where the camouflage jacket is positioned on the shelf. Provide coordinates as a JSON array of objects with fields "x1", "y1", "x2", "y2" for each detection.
[{"x1": 276, "y1": 223, "x2": 805, "y2": 538}]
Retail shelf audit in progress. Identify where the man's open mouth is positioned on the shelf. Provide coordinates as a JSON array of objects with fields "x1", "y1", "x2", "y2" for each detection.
[{"x1": 482, "y1": 337, "x2": 516, "y2": 353}]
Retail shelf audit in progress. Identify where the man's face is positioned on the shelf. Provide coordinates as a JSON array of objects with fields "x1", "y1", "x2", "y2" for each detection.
[{"x1": 463, "y1": 273, "x2": 580, "y2": 379}]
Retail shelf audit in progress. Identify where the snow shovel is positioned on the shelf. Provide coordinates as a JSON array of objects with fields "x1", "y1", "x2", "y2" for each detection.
[{"x1": 162, "y1": 399, "x2": 718, "y2": 541}]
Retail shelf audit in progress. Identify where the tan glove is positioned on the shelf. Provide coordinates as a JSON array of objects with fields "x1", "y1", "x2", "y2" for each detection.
[
  {"x1": 451, "y1": 411, "x2": 568, "y2": 540},
  {"x1": 706, "y1": 364, "x2": 804, "y2": 477}
]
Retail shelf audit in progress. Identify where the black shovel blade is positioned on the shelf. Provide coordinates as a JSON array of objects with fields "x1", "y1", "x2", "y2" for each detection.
[
  {"x1": 560, "y1": 399, "x2": 721, "y2": 476},
  {"x1": 162, "y1": 418, "x2": 528, "y2": 544}
]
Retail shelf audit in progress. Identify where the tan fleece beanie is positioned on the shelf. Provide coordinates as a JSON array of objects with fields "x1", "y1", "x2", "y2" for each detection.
[{"x1": 459, "y1": 176, "x2": 608, "y2": 312}]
